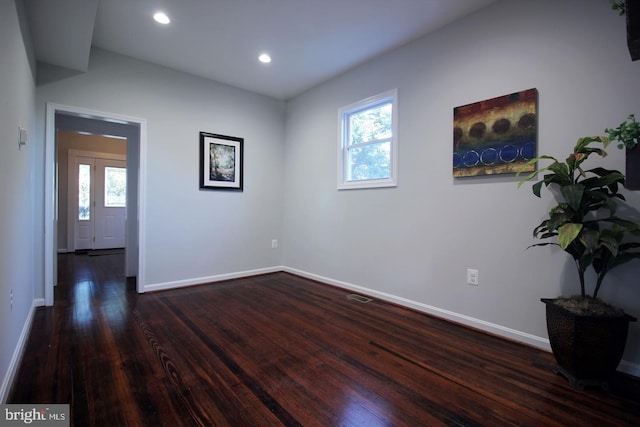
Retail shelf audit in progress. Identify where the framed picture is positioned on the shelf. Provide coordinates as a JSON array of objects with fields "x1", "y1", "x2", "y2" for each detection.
[
  {"x1": 199, "y1": 132, "x2": 244, "y2": 191},
  {"x1": 453, "y1": 88, "x2": 538, "y2": 177}
]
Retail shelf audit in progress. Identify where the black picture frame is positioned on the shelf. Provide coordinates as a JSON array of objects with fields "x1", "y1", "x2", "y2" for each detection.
[{"x1": 199, "y1": 132, "x2": 244, "y2": 191}]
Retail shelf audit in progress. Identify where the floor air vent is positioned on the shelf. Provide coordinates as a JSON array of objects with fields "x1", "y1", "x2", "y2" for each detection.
[{"x1": 347, "y1": 294, "x2": 373, "y2": 303}]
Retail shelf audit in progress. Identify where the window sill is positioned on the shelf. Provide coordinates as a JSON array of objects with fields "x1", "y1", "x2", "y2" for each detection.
[{"x1": 337, "y1": 178, "x2": 397, "y2": 190}]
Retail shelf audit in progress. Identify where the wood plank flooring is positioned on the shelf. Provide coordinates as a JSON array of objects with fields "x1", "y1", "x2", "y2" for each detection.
[{"x1": 8, "y1": 253, "x2": 640, "y2": 426}]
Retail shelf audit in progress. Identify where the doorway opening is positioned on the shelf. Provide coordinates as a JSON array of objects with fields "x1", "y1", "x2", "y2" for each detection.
[
  {"x1": 44, "y1": 103, "x2": 147, "y2": 306},
  {"x1": 60, "y1": 133, "x2": 128, "y2": 253}
]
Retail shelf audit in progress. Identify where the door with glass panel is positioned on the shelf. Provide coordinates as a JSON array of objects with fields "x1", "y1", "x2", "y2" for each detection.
[{"x1": 74, "y1": 156, "x2": 127, "y2": 250}]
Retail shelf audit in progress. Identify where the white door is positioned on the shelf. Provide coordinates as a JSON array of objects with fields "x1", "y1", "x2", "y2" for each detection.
[{"x1": 73, "y1": 156, "x2": 127, "y2": 250}]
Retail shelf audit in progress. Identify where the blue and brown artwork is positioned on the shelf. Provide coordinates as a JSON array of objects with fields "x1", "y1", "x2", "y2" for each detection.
[{"x1": 453, "y1": 88, "x2": 537, "y2": 177}]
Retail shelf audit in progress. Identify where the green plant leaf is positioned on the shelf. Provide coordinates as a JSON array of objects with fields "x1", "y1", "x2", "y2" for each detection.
[
  {"x1": 611, "y1": 253, "x2": 640, "y2": 269},
  {"x1": 526, "y1": 242, "x2": 559, "y2": 250},
  {"x1": 558, "y1": 223, "x2": 583, "y2": 250},
  {"x1": 532, "y1": 180, "x2": 543, "y2": 198},
  {"x1": 587, "y1": 168, "x2": 625, "y2": 187},
  {"x1": 608, "y1": 0, "x2": 626, "y2": 15},
  {"x1": 578, "y1": 252, "x2": 593, "y2": 274},
  {"x1": 580, "y1": 229, "x2": 600, "y2": 253},
  {"x1": 605, "y1": 217, "x2": 640, "y2": 231},
  {"x1": 575, "y1": 135, "x2": 610, "y2": 153},
  {"x1": 547, "y1": 211, "x2": 571, "y2": 231},
  {"x1": 605, "y1": 114, "x2": 639, "y2": 150},
  {"x1": 516, "y1": 155, "x2": 557, "y2": 188},
  {"x1": 560, "y1": 184, "x2": 584, "y2": 211},
  {"x1": 618, "y1": 241, "x2": 640, "y2": 252},
  {"x1": 547, "y1": 162, "x2": 571, "y2": 184},
  {"x1": 533, "y1": 222, "x2": 558, "y2": 239},
  {"x1": 599, "y1": 232, "x2": 620, "y2": 257},
  {"x1": 532, "y1": 222, "x2": 547, "y2": 237},
  {"x1": 538, "y1": 232, "x2": 558, "y2": 239}
]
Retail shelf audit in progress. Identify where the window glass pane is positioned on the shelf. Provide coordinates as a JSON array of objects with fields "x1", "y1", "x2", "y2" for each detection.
[
  {"x1": 338, "y1": 88, "x2": 397, "y2": 190},
  {"x1": 105, "y1": 167, "x2": 127, "y2": 207},
  {"x1": 347, "y1": 141, "x2": 391, "y2": 181},
  {"x1": 78, "y1": 164, "x2": 90, "y2": 220},
  {"x1": 348, "y1": 102, "x2": 392, "y2": 145}
]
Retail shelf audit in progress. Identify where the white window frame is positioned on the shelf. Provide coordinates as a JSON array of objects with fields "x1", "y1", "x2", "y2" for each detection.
[{"x1": 337, "y1": 89, "x2": 398, "y2": 190}]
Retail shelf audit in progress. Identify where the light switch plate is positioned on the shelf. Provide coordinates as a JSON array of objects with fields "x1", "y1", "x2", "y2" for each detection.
[{"x1": 18, "y1": 127, "x2": 27, "y2": 148}]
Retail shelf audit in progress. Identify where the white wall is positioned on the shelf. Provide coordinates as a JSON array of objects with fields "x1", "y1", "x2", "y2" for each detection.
[
  {"x1": 36, "y1": 48, "x2": 287, "y2": 293},
  {"x1": 0, "y1": 0, "x2": 37, "y2": 401},
  {"x1": 283, "y1": 0, "x2": 640, "y2": 371}
]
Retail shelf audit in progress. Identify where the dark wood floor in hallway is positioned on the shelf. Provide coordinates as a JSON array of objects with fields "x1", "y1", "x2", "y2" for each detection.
[{"x1": 8, "y1": 253, "x2": 640, "y2": 426}]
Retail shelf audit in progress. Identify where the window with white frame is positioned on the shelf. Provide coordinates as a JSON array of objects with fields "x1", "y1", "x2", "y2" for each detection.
[{"x1": 338, "y1": 89, "x2": 398, "y2": 189}]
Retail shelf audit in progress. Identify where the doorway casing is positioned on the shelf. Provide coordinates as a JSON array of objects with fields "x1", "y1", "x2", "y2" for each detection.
[{"x1": 44, "y1": 102, "x2": 147, "y2": 305}]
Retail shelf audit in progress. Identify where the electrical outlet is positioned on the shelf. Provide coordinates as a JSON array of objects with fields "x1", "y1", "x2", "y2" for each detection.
[
  {"x1": 467, "y1": 269, "x2": 479, "y2": 286},
  {"x1": 271, "y1": 239, "x2": 278, "y2": 249}
]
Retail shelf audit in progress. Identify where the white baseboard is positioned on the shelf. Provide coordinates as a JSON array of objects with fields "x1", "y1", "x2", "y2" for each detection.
[
  {"x1": 284, "y1": 267, "x2": 551, "y2": 351},
  {"x1": 284, "y1": 267, "x2": 640, "y2": 378},
  {"x1": 142, "y1": 265, "x2": 640, "y2": 378},
  {"x1": 143, "y1": 266, "x2": 285, "y2": 293},
  {"x1": 618, "y1": 360, "x2": 640, "y2": 378},
  {"x1": 0, "y1": 300, "x2": 38, "y2": 403}
]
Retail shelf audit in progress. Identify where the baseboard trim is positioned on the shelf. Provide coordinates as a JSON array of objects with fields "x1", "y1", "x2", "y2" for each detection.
[
  {"x1": 619, "y1": 360, "x2": 640, "y2": 378},
  {"x1": 0, "y1": 300, "x2": 38, "y2": 403},
  {"x1": 143, "y1": 266, "x2": 285, "y2": 293},
  {"x1": 284, "y1": 267, "x2": 551, "y2": 350},
  {"x1": 141, "y1": 265, "x2": 640, "y2": 378},
  {"x1": 284, "y1": 267, "x2": 640, "y2": 378}
]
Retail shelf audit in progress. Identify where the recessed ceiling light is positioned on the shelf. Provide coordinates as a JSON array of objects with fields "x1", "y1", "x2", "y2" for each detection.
[
  {"x1": 258, "y1": 53, "x2": 272, "y2": 64},
  {"x1": 153, "y1": 12, "x2": 170, "y2": 24}
]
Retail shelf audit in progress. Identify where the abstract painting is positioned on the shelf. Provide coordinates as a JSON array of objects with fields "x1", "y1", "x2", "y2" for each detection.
[{"x1": 453, "y1": 88, "x2": 537, "y2": 177}]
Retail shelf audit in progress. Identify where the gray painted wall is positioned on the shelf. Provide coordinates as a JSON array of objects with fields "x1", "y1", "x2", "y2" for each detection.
[
  {"x1": 282, "y1": 0, "x2": 640, "y2": 370},
  {"x1": 35, "y1": 48, "x2": 287, "y2": 290},
  {"x1": 0, "y1": 0, "x2": 36, "y2": 401}
]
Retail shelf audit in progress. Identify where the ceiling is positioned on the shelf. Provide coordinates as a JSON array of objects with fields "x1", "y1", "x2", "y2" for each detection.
[{"x1": 24, "y1": 0, "x2": 496, "y2": 100}]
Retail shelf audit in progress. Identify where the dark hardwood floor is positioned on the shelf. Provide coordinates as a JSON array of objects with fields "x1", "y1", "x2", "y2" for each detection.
[{"x1": 8, "y1": 253, "x2": 640, "y2": 426}]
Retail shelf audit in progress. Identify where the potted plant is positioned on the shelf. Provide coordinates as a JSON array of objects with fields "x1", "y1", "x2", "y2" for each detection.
[
  {"x1": 610, "y1": 0, "x2": 640, "y2": 61},
  {"x1": 606, "y1": 114, "x2": 640, "y2": 190},
  {"x1": 517, "y1": 135, "x2": 640, "y2": 389}
]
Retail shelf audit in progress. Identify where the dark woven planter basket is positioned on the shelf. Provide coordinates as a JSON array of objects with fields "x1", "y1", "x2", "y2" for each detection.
[
  {"x1": 542, "y1": 298, "x2": 637, "y2": 390},
  {"x1": 627, "y1": 0, "x2": 640, "y2": 61},
  {"x1": 626, "y1": 146, "x2": 640, "y2": 190}
]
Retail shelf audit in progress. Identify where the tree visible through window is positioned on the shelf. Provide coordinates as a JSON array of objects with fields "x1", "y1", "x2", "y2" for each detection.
[
  {"x1": 338, "y1": 89, "x2": 398, "y2": 189},
  {"x1": 105, "y1": 167, "x2": 126, "y2": 207},
  {"x1": 78, "y1": 164, "x2": 91, "y2": 220},
  {"x1": 348, "y1": 103, "x2": 392, "y2": 180}
]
